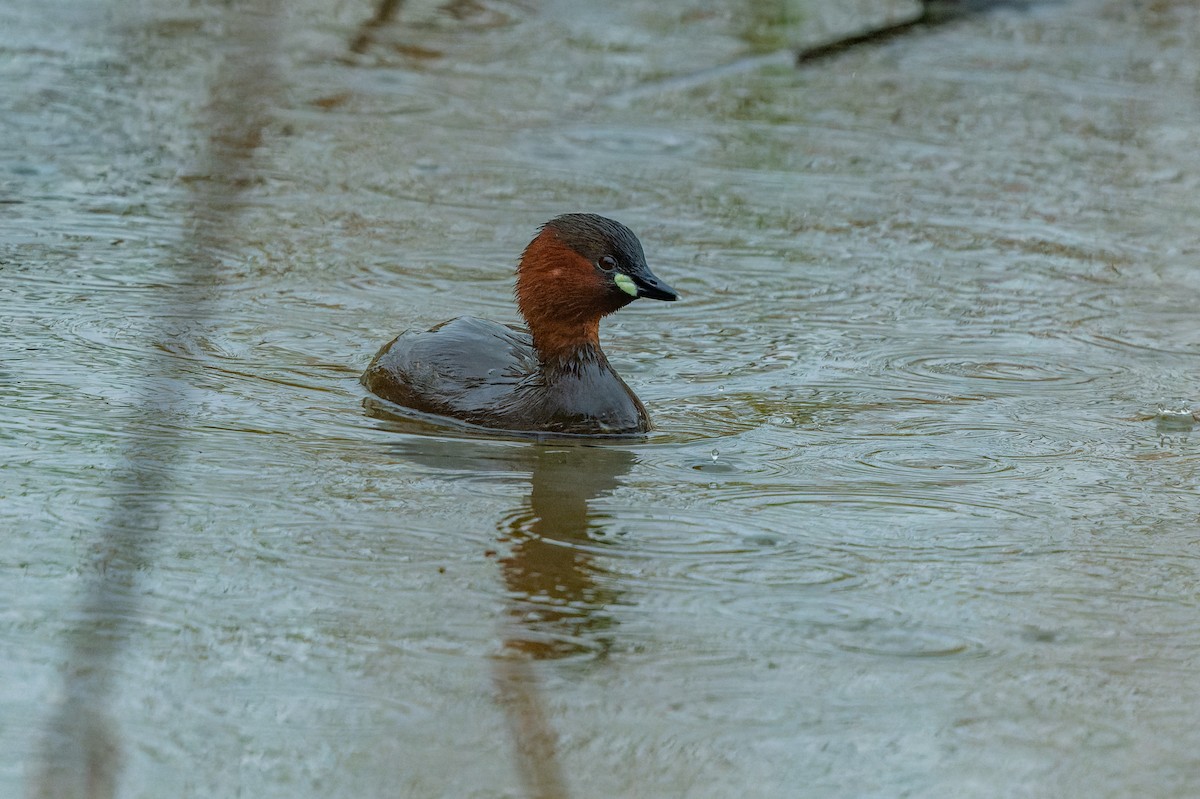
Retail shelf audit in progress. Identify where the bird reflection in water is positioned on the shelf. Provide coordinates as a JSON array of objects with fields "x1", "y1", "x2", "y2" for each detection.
[
  {"x1": 370, "y1": 409, "x2": 636, "y2": 799},
  {"x1": 493, "y1": 444, "x2": 633, "y2": 799},
  {"x1": 497, "y1": 444, "x2": 632, "y2": 660}
]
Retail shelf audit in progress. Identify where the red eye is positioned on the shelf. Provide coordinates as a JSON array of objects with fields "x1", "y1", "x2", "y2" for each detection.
[{"x1": 598, "y1": 255, "x2": 617, "y2": 272}]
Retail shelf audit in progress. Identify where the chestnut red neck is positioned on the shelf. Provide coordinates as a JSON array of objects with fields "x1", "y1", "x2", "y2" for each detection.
[{"x1": 515, "y1": 227, "x2": 623, "y2": 364}]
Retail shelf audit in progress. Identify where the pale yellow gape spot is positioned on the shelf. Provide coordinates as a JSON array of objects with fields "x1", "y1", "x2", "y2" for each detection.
[{"x1": 614, "y1": 273, "x2": 637, "y2": 297}]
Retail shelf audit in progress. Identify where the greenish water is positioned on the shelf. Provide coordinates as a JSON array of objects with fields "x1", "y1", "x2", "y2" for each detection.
[{"x1": 4, "y1": 1, "x2": 1200, "y2": 797}]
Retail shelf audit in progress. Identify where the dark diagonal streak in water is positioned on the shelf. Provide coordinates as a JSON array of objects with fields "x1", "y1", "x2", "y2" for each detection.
[
  {"x1": 26, "y1": 4, "x2": 281, "y2": 797},
  {"x1": 796, "y1": 0, "x2": 1054, "y2": 64}
]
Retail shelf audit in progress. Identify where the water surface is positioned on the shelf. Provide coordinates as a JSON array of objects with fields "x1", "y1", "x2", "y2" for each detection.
[{"x1": 4, "y1": 0, "x2": 1200, "y2": 797}]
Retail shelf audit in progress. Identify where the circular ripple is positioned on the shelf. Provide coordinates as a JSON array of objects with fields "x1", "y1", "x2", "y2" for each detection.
[
  {"x1": 887, "y1": 349, "x2": 1126, "y2": 398},
  {"x1": 855, "y1": 445, "x2": 1014, "y2": 476},
  {"x1": 910, "y1": 356, "x2": 1069, "y2": 382},
  {"x1": 673, "y1": 549, "x2": 858, "y2": 591}
]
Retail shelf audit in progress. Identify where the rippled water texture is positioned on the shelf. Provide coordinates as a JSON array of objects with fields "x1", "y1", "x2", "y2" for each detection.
[{"x1": 4, "y1": 0, "x2": 1200, "y2": 797}]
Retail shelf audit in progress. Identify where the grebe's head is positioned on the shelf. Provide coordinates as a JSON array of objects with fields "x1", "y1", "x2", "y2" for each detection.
[{"x1": 515, "y1": 214, "x2": 677, "y2": 357}]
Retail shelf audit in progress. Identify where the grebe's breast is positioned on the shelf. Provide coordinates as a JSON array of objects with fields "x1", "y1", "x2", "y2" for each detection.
[{"x1": 362, "y1": 316, "x2": 650, "y2": 435}]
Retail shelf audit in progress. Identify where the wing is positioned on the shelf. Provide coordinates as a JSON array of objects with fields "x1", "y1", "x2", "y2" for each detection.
[{"x1": 362, "y1": 317, "x2": 537, "y2": 420}]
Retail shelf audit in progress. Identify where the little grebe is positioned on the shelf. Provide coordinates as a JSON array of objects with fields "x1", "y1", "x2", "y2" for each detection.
[{"x1": 362, "y1": 213, "x2": 678, "y2": 435}]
